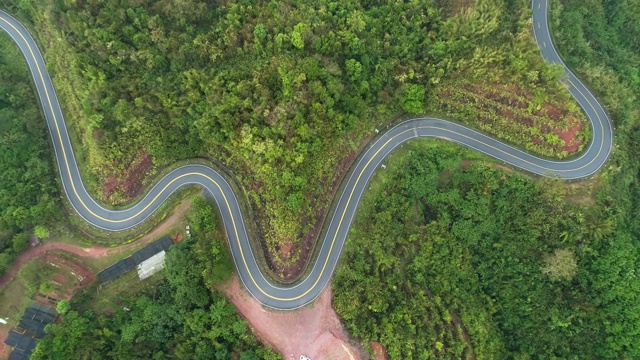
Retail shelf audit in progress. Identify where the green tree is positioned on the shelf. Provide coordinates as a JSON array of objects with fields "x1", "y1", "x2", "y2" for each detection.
[
  {"x1": 541, "y1": 248, "x2": 579, "y2": 281},
  {"x1": 0, "y1": 253, "x2": 14, "y2": 274},
  {"x1": 11, "y1": 233, "x2": 29, "y2": 253},
  {"x1": 34, "y1": 225, "x2": 50, "y2": 239},
  {"x1": 401, "y1": 84, "x2": 426, "y2": 114},
  {"x1": 31, "y1": 311, "x2": 94, "y2": 360},
  {"x1": 56, "y1": 300, "x2": 71, "y2": 314}
]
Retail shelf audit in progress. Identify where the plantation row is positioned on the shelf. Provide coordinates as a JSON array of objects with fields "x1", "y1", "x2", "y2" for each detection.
[{"x1": 429, "y1": 80, "x2": 588, "y2": 158}]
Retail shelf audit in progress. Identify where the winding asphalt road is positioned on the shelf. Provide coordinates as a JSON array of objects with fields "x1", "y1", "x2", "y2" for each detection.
[{"x1": 0, "y1": 0, "x2": 612, "y2": 310}]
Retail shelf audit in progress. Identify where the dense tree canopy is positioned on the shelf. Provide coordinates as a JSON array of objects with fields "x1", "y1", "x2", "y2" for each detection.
[
  {"x1": 334, "y1": 136, "x2": 639, "y2": 358},
  {"x1": 334, "y1": 1, "x2": 640, "y2": 357},
  {"x1": 0, "y1": 32, "x2": 60, "y2": 274},
  {"x1": 0, "y1": 0, "x2": 584, "y2": 277}
]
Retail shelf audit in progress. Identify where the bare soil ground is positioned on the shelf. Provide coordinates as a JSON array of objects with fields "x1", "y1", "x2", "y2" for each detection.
[
  {"x1": 370, "y1": 342, "x2": 388, "y2": 360},
  {"x1": 557, "y1": 118, "x2": 583, "y2": 152},
  {"x1": 0, "y1": 197, "x2": 191, "y2": 359},
  {"x1": 0, "y1": 252, "x2": 95, "y2": 357},
  {"x1": 43, "y1": 253, "x2": 95, "y2": 297},
  {"x1": 0, "y1": 198, "x2": 191, "y2": 288},
  {"x1": 448, "y1": 83, "x2": 586, "y2": 155},
  {"x1": 103, "y1": 152, "x2": 154, "y2": 201},
  {"x1": 0, "y1": 243, "x2": 101, "y2": 289},
  {"x1": 222, "y1": 275, "x2": 365, "y2": 359}
]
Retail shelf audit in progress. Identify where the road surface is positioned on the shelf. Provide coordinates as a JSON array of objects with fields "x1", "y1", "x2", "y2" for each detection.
[{"x1": 0, "y1": 0, "x2": 612, "y2": 310}]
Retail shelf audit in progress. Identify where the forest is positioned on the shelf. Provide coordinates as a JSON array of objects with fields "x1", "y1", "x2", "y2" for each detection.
[
  {"x1": 333, "y1": 142, "x2": 624, "y2": 358},
  {"x1": 332, "y1": 0, "x2": 640, "y2": 358},
  {"x1": 0, "y1": 0, "x2": 638, "y2": 358},
  {"x1": 0, "y1": 31, "x2": 60, "y2": 275},
  {"x1": 30, "y1": 198, "x2": 279, "y2": 359},
  {"x1": 0, "y1": 0, "x2": 586, "y2": 278}
]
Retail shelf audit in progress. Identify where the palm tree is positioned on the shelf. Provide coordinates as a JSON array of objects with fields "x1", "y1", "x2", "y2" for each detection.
[{"x1": 582, "y1": 212, "x2": 615, "y2": 242}]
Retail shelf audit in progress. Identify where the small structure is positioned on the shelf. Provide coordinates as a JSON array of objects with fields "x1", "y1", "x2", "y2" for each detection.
[
  {"x1": 4, "y1": 303, "x2": 58, "y2": 360},
  {"x1": 97, "y1": 236, "x2": 173, "y2": 285},
  {"x1": 28, "y1": 236, "x2": 41, "y2": 247},
  {"x1": 98, "y1": 258, "x2": 136, "y2": 284},
  {"x1": 131, "y1": 236, "x2": 172, "y2": 265},
  {"x1": 5, "y1": 331, "x2": 37, "y2": 360},
  {"x1": 137, "y1": 251, "x2": 166, "y2": 280}
]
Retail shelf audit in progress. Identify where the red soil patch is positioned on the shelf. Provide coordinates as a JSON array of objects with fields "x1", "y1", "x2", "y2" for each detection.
[
  {"x1": 557, "y1": 116, "x2": 583, "y2": 153},
  {"x1": 371, "y1": 342, "x2": 388, "y2": 360},
  {"x1": 0, "y1": 197, "x2": 192, "y2": 357},
  {"x1": 0, "y1": 197, "x2": 193, "y2": 288},
  {"x1": 0, "y1": 243, "x2": 103, "y2": 289},
  {"x1": 102, "y1": 152, "x2": 154, "y2": 202},
  {"x1": 1, "y1": 200, "x2": 180, "y2": 356},
  {"x1": 52, "y1": 274, "x2": 65, "y2": 284},
  {"x1": 0, "y1": 252, "x2": 95, "y2": 354},
  {"x1": 541, "y1": 105, "x2": 584, "y2": 152},
  {"x1": 173, "y1": 232, "x2": 184, "y2": 243},
  {"x1": 280, "y1": 241, "x2": 293, "y2": 258},
  {"x1": 44, "y1": 253, "x2": 94, "y2": 289},
  {"x1": 221, "y1": 275, "x2": 364, "y2": 359},
  {"x1": 447, "y1": 83, "x2": 586, "y2": 155},
  {"x1": 40, "y1": 252, "x2": 95, "y2": 301}
]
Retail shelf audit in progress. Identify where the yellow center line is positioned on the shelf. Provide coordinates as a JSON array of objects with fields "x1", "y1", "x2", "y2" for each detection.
[{"x1": 0, "y1": 5, "x2": 609, "y2": 303}]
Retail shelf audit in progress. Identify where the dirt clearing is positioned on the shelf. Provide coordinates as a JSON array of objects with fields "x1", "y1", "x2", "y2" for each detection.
[
  {"x1": 222, "y1": 275, "x2": 365, "y2": 359},
  {"x1": 102, "y1": 152, "x2": 154, "y2": 202},
  {"x1": 370, "y1": 342, "x2": 388, "y2": 360}
]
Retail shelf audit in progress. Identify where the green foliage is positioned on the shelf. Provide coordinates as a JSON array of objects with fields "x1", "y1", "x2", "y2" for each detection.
[
  {"x1": 39, "y1": 281, "x2": 55, "y2": 295},
  {"x1": 34, "y1": 225, "x2": 50, "y2": 239},
  {"x1": 0, "y1": 252, "x2": 13, "y2": 274},
  {"x1": 165, "y1": 240, "x2": 211, "y2": 309},
  {"x1": 334, "y1": 140, "x2": 638, "y2": 359},
  {"x1": 189, "y1": 197, "x2": 235, "y2": 286},
  {"x1": 0, "y1": 31, "x2": 60, "y2": 275},
  {"x1": 541, "y1": 248, "x2": 578, "y2": 281},
  {"x1": 31, "y1": 236, "x2": 279, "y2": 359},
  {"x1": 549, "y1": 1, "x2": 640, "y2": 357},
  {"x1": 31, "y1": 311, "x2": 92, "y2": 360},
  {"x1": 401, "y1": 84, "x2": 427, "y2": 115},
  {"x1": 0, "y1": 0, "x2": 584, "y2": 275},
  {"x1": 56, "y1": 299, "x2": 71, "y2": 314},
  {"x1": 18, "y1": 259, "x2": 49, "y2": 297},
  {"x1": 428, "y1": 79, "x2": 588, "y2": 158},
  {"x1": 11, "y1": 233, "x2": 29, "y2": 253}
]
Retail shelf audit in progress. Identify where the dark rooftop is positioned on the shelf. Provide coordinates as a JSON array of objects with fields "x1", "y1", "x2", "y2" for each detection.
[
  {"x1": 5, "y1": 331, "x2": 37, "y2": 360},
  {"x1": 131, "y1": 236, "x2": 172, "y2": 264},
  {"x1": 97, "y1": 236, "x2": 173, "y2": 285}
]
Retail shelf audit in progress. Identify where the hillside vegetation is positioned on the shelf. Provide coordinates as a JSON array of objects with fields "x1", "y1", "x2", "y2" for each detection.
[
  {"x1": 333, "y1": 0, "x2": 640, "y2": 358},
  {"x1": 30, "y1": 198, "x2": 280, "y2": 360},
  {"x1": 0, "y1": 0, "x2": 586, "y2": 278},
  {"x1": 0, "y1": 32, "x2": 60, "y2": 275}
]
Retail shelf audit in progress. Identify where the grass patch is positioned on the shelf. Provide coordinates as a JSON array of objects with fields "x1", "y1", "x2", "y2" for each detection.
[
  {"x1": 89, "y1": 270, "x2": 165, "y2": 314},
  {"x1": 0, "y1": 278, "x2": 31, "y2": 327}
]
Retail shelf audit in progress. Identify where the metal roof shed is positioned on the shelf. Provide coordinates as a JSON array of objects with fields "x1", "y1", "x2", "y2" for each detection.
[{"x1": 131, "y1": 236, "x2": 172, "y2": 265}]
